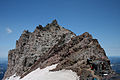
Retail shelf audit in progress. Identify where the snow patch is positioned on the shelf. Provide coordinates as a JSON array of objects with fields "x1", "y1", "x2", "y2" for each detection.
[
  {"x1": 5, "y1": 64, "x2": 79, "y2": 80},
  {"x1": 5, "y1": 73, "x2": 20, "y2": 80}
]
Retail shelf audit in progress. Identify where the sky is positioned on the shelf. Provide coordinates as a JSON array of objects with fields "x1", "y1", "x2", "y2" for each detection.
[{"x1": 0, "y1": 0, "x2": 120, "y2": 58}]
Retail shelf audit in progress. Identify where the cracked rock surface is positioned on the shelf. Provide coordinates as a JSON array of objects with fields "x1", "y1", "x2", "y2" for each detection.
[{"x1": 3, "y1": 20, "x2": 116, "y2": 80}]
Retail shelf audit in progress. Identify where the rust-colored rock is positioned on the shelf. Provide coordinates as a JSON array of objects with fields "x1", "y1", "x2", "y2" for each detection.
[{"x1": 3, "y1": 20, "x2": 116, "y2": 80}]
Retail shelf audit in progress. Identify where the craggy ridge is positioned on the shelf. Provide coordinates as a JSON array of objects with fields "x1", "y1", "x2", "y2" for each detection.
[{"x1": 3, "y1": 20, "x2": 116, "y2": 80}]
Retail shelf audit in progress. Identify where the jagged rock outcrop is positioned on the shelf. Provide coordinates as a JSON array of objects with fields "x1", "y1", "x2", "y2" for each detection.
[
  {"x1": 4, "y1": 20, "x2": 75, "y2": 79},
  {"x1": 3, "y1": 20, "x2": 116, "y2": 80}
]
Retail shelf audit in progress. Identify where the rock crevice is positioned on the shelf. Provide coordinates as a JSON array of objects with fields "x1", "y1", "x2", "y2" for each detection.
[{"x1": 3, "y1": 20, "x2": 115, "y2": 80}]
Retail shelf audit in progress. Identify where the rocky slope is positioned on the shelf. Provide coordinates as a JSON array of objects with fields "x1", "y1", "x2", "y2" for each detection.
[{"x1": 3, "y1": 20, "x2": 117, "y2": 80}]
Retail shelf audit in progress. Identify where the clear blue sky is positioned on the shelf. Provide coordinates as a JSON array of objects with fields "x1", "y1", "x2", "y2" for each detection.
[{"x1": 0, "y1": 0, "x2": 120, "y2": 58}]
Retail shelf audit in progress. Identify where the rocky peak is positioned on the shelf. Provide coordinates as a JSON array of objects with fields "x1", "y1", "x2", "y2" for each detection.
[
  {"x1": 36, "y1": 25, "x2": 43, "y2": 30},
  {"x1": 34, "y1": 20, "x2": 60, "y2": 33},
  {"x1": 51, "y1": 19, "x2": 58, "y2": 26},
  {"x1": 16, "y1": 30, "x2": 31, "y2": 49},
  {"x1": 3, "y1": 20, "x2": 76, "y2": 80},
  {"x1": 80, "y1": 32, "x2": 93, "y2": 39},
  {"x1": 22, "y1": 30, "x2": 30, "y2": 34},
  {"x1": 3, "y1": 20, "x2": 116, "y2": 80}
]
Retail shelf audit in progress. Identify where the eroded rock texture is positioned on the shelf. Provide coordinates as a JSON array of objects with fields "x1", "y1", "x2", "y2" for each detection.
[{"x1": 4, "y1": 20, "x2": 115, "y2": 80}]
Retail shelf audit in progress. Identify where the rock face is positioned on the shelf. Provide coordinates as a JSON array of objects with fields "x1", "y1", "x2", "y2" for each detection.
[{"x1": 3, "y1": 20, "x2": 115, "y2": 80}]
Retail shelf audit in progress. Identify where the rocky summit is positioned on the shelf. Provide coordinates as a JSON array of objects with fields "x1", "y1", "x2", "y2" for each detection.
[{"x1": 3, "y1": 20, "x2": 118, "y2": 80}]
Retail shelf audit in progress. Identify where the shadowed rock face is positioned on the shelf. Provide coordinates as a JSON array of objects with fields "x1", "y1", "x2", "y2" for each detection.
[{"x1": 3, "y1": 20, "x2": 114, "y2": 80}]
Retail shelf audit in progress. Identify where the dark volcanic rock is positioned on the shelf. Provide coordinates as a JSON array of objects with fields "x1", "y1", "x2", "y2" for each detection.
[{"x1": 3, "y1": 20, "x2": 116, "y2": 80}]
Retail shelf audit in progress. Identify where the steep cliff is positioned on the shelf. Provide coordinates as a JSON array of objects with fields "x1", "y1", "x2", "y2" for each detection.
[{"x1": 3, "y1": 20, "x2": 116, "y2": 80}]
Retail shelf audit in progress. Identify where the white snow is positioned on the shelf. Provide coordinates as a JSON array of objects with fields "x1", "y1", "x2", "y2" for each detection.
[
  {"x1": 5, "y1": 64, "x2": 79, "y2": 80},
  {"x1": 5, "y1": 73, "x2": 20, "y2": 80},
  {"x1": 103, "y1": 74, "x2": 108, "y2": 76}
]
